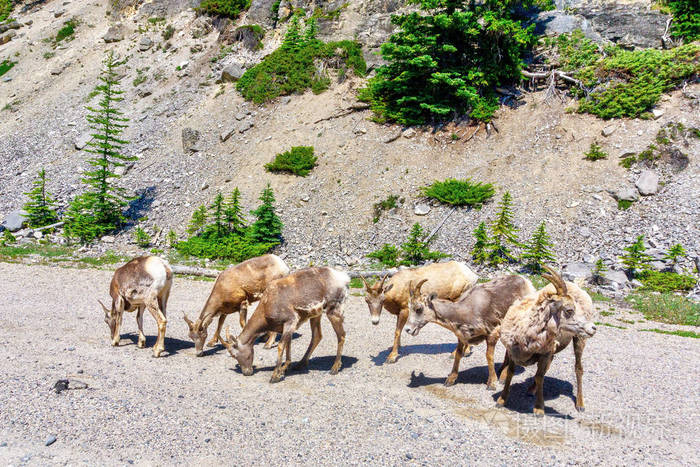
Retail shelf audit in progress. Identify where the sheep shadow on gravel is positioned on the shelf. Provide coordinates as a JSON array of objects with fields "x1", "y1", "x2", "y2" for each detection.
[
  {"x1": 407, "y1": 364, "x2": 525, "y2": 388},
  {"x1": 490, "y1": 378, "x2": 576, "y2": 418},
  {"x1": 231, "y1": 355, "x2": 359, "y2": 376},
  {"x1": 371, "y1": 342, "x2": 458, "y2": 366},
  {"x1": 121, "y1": 333, "x2": 193, "y2": 357},
  {"x1": 198, "y1": 332, "x2": 303, "y2": 357}
]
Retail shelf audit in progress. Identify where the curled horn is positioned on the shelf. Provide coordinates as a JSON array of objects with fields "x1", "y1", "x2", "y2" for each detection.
[
  {"x1": 183, "y1": 313, "x2": 194, "y2": 329},
  {"x1": 360, "y1": 275, "x2": 369, "y2": 289},
  {"x1": 221, "y1": 326, "x2": 238, "y2": 350},
  {"x1": 408, "y1": 280, "x2": 414, "y2": 298},
  {"x1": 415, "y1": 278, "x2": 428, "y2": 295},
  {"x1": 97, "y1": 300, "x2": 110, "y2": 316},
  {"x1": 542, "y1": 265, "x2": 568, "y2": 296},
  {"x1": 379, "y1": 273, "x2": 389, "y2": 290}
]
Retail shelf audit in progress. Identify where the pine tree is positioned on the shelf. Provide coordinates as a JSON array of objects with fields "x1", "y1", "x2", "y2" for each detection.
[
  {"x1": 664, "y1": 243, "x2": 686, "y2": 266},
  {"x1": 471, "y1": 221, "x2": 489, "y2": 264},
  {"x1": 488, "y1": 192, "x2": 520, "y2": 264},
  {"x1": 400, "y1": 223, "x2": 448, "y2": 266},
  {"x1": 521, "y1": 221, "x2": 555, "y2": 271},
  {"x1": 592, "y1": 258, "x2": 607, "y2": 284},
  {"x1": 302, "y1": 17, "x2": 318, "y2": 45},
  {"x1": 620, "y1": 235, "x2": 652, "y2": 277},
  {"x1": 282, "y1": 13, "x2": 302, "y2": 50},
  {"x1": 187, "y1": 205, "x2": 208, "y2": 235},
  {"x1": 249, "y1": 183, "x2": 282, "y2": 244},
  {"x1": 167, "y1": 229, "x2": 178, "y2": 247},
  {"x1": 224, "y1": 187, "x2": 246, "y2": 236},
  {"x1": 208, "y1": 192, "x2": 227, "y2": 238},
  {"x1": 64, "y1": 50, "x2": 135, "y2": 242},
  {"x1": 23, "y1": 168, "x2": 59, "y2": 228}
]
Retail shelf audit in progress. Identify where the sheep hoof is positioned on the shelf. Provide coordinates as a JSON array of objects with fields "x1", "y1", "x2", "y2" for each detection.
[
  {"x1": 385, "y1": 354, "x2": 399, "y2": 364},
  {"x1": 576, "y1": 406, "x2": 585, "y2": 413},
  {"x1": 533, "y1": 408, "x2": 545, "y2": 417},
  {"x1": 495, "y1": 397, "x2": 506, "y2": 407},
  {"x1": 269, "y1": 373, "x2": 283, "y2": 384},
  {"x1": 486, "y1": 383, "x2": 498, "y2": 391},
  {"x1": 444, "y1": 377, "x2": 456, "y2": 387},
  {"x1": 206, "y1": 339, "x2": 218, "y2": 348}
]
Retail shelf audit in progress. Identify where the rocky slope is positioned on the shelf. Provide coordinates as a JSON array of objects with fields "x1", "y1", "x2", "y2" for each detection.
[{"x1": 0, "y1": 0, "x2": 698, "y2": 285}]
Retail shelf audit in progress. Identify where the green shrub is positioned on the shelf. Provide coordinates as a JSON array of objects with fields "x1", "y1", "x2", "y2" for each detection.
[
  {"x1": 617, "y1": 199, "x2": 633, "y2": 210},
  {"x1": 162, "y1": 24, "x2": 175, "y2": 40},
  {"x1": 584, "y1": 142, "x2": 607, "y2": 161},
  {"x1": 664, "y1": 243, "x2": 687, "y2": 265},
  {"x1": 55, "y1": 19, "x2": 77, "y2": 42},
  {"x1": 358, "y1": 1, "x2": 536, "y2": 125},
  {"x1": 638, "y1": 270, "x2": 697, "y2": 292},
  {"x1": 237, "y1": 15, "x2": 365, "y2": 103},
  {"x1": 620, "y1": 235, "x2": 651, "y2": 277},
  {"x1": 0, "y1": 0, "x2": 13, "y2": 22},
  {"x1": 619, "y1": 155, "x2": 636, "y2": 169},
  {"x1": 373, "y1": 195, "x2": 399, "y2": 223},
  {"x1": 265, "y1": 146, "x2": 317, "y2": 176},
  {"x1": 134, "y1": 227, "x2": 151, "y2": 247},
  {"x1": 0, "y1": 60, "x2": 14, "y2": 77},
  {"x1": 548, "y1": 32, "x2": 700, "y2": 119},
  {"x1": 626, "y1": 292, "x2": 699, "y2": 326},
  {"x1": 1, "y1": 230, "x2": 16, "y2": 246},
  {"x1": 665, "y1": 0, "x2": 700, "y2": 41},
  {"x1": 367, "y1": 243, "x2": 400, "y2": 268},
  {"x1": 196, "y1": 0, "x2": 251, "y2": 19},
  {"x1": 420, "y1": 179, "x2": 495, "y2": 208}
]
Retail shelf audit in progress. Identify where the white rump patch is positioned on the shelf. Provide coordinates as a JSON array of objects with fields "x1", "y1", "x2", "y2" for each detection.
[
  {"x1": 455, "y1": 261, "x2": 479, "y2": 286},
  {"x1": 329, "y1": 268, "x2": 351, "y2": 289},
  {"x1": 144, "y1": 256, "x2": 168, "y2": 290},
  {"x1": 271, "y1": 254, "x2": 291, "y2": 275}
]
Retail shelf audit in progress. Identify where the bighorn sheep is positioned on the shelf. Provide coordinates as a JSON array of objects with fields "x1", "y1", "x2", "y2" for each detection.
[
  {"x1": 405, "y1": 275, "x2": 535, "y2": 389},
  {"x1": 362, "y1": 261, "x2": 478, "y2": 363},
  {"x1": 183, "y1": 254, "x2": 289, "y2": 356},
  {"x1": 221, "y1": 267, "x2": 350, "y2": 383},
  {"x1": 497, "y1": 266, "x2": 597, "y2": 415},
  {"x1": 99, "y1": 256, "x2": 173, "y2": 357}
]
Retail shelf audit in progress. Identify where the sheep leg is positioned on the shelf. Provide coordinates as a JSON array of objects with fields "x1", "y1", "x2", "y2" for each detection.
[
  {"x1": 294, "y1": 316, "x2": 322, "y2": 370},
  {"x1": 574, "y1": 337, "x2": 586, "y2": 412},
  {"x1": 528, "y1": 357, "x2": 552, "y2": 395},
  {"x1": 499, "y1": 351, "x2": 511, "y2": 383},
  {"x1": 496, "y1": 359, "x2": 516, "y2": 407},
  {"x1": 270, "y1": 324, "x2": 294, "y2": 383},
  {"x1": 207, "y1": 314, "x2": 227, "y2": 348},
  {"x1": 485, "y1": 332, "x2": 500, "y2": 390},
  {"x1": 263, "y1": 332, "x2": 278, "y2": 349},
  {"x1": 239, "y1": 300, "x2": 249, "y2": 329},
  {"x1": 147, "y1": 300, "x2": 167, "y2": 358},
  {"x1": 533, "y1": 354, "x2": 552, "y2": 416},
  {"x1": 135, "y1": 306, "x2": 146, "y2": 348},
  {"x1": 327, "y1": 311, "x2": 346, "y2": 375},
  {"x1": 445, "y1": 341, "x2": 464, "y2": 387},
  {"x1": 386, "y1": 310, "x2": 408, "y2": 364}
]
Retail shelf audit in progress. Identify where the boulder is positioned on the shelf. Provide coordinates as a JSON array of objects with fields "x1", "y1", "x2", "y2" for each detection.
[
  {"x1": 238, "y1": 120, "x2": 254, "y2": 133},
  {"x1": 613, "y1": 185, "x2": 639, "y2": 202},
  {"x1": 414, "y1": 204, "x2": 430, "y2": 216},
  {"x1": 1, "y1": 210, "x2": 29, "y2": 232},
  {"x1": 0, "y1": 21, "x2": 20, "y2": 34},
  {"x1": 220, "y1": 126, "x2": 236, "y2": 142},
  {"x1": 601, "y1": 125, "x2": 616, "y2": 137},
  {"x1": 652, "y1": 109, "x2": 664, "y2": 119},
  {"x1": 103, "y1": 25, "x2": 124, "y2": 43},
  {"x1": 218, "y1": 64, "x2": 245, "y2": 83},
  {"x1": 0, "y1": 30, "x2": 17, "y2": 45},
  {"x1": 635, "y1": 170, "x2": 659, "y2": 196},
  {"x1": 182, "y1": 128, "x2": 201, "y2": 153},
  {"x1": 562, "y1": 262, "x2": 593, "y2": 282},
  {"x1": 74, "y1": 132, "x2": 93, "y2": 150},
  {"x1": 101, "y1": 235, "x2": 115, "y2": 243},
  {"x1": 601, "y1": 269, "x2": 630, "y2": 290},
  {"x1": 247, "y1": 0, "x2": 279, "y2": 25},
  {"x1": 403, "y1": 128, "x2": 416, "y2": 139},
  {"x1": 138, "y1": 36, "x2": 153, "y2": 51}
]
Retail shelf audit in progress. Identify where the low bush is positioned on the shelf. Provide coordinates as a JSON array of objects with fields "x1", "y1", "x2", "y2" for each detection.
[
  {"x1": 196, "y1": 0, "x2": 250, "y2": 19},
  {"x1": 584, "y1": 142, "x2": 607, "y2": 161},
  {"x1": 0, "y1": 59, "x2": 15, "y2": 77},
  {"x1": 638, "y1": 270, "x2": 697, "y2": 292},
  {"x1": 664, "y1": 0, "x2": 700, "y2": 41},
  {"x1": 367, "y1": 223, "x2": 448, "y2": 267},
  {"x1": 0, "y1": 0, "x2": 13, "y2": 22},
  {"x1": 373, "y1": 195, "x2": 400, "y2": 223},
  {"x1": 626, "y1": 292, "x2": 699, "y2": 326},
  {"x1": 265, "y1": 146, "x2": 317, "y2": 176},
  {"x1": 420, "y1": 179, "x2": 495, "y2": 208},
  {"x1": 134, "y1": 227, "x2": 151, "y2": 248},
  {"x1": 162, "y1": 24, "x2": 175, "y2": 40},
  {"x1": 367, "y1": 244, "x2": 400, "y2": 268},
  {"x1": 55, "y1": 19, "x2": 77, "y2": 42}
]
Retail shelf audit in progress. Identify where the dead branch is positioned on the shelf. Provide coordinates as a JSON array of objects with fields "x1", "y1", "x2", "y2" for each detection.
[
  {"x1": 170, "y1": 264, "x2": 397, "y2": 279},
  {"x1": 464, "y1": 123, "x2": 481, "y2": 142},
  {"x1": 522, "y1": 69, "x2": 585, "y2": 90},
  {"x1": 425, "y1": 207, "x2": 455, "y2": 243},
  {"x1": 313, "y1": 103, "x2": 370, "y2": 123},
  {"x1": 29, "y1": 221, "x2": 65, "y2": 233}
]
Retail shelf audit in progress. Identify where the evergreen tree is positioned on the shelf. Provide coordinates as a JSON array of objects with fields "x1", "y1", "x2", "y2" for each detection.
[
  {"x1": 521, "y1": 221, "x2": 555, "y2": 271},
  {"x1": 23, "y1": 168, "x2": 59, "y2": 228},
  {"x1": 167, "y1": 229, "x2": 178, "y2": 247},
  {"x1": 187, "y1": 205, "x2": 208, "y2": 235},
  {"x1": 64, "y1": 50, "x2": 135, "y2": 242},
  {"x1": 664, "y1": 243, "x2": 686, "y2": 266},
  {"x1": 224, "y1": 187, "x2": 247, "y2": 236},
  {"x1": 400, "y1": 223, "x2": 448, "y2": 266},
  {"x1": 620, "y1": 235, "x2": 652, "y2": 277},
  {"x1": 488, "y1": 192, "x2": 520, "y2": 264},
  {"x1": 208, "y1": 192, "x2": 227, "y2": 238},
  {"x1": 471, "y1": 221, "x2": 489, "y2": 264},
  {"x1": 281, "y1": 13, "x2": 302, "y2": 50},
  {"x1": 302, "y1": 17, "x2": 318, "y2": 44},
  {"x1": 249, "y1": 183, "x2": 282, "y2": 244},
  {"x1": 592, "y1": 258, "x2": 607, "y2": 285}
]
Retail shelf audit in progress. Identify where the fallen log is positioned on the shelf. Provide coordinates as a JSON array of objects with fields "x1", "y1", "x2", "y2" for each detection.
[
  {"x1": 313, "y1": 103, "x2": 370, "y2": 124},
  {"x1": 171, "y1": 264, "x2": 397, "y2": 279},
  {"x1": 521, "y1": 69, "x2": 585, "y2": 89}
]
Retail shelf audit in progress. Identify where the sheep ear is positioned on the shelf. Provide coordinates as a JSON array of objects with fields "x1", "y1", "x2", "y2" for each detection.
[
  {"x1": 383, "y1": 283, "x2": 393, "y2": 294},
  {"x1": 428, "y1": 292, "x2": 437, "y2": 302}
]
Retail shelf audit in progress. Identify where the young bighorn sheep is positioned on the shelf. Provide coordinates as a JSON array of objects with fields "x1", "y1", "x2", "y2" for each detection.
[
  {"x1": 221, "y1": 267, "x2": 350, "y2": 383},
  {"x1": 497, "y1": 266, "x2": 597, "y2": 415},
  {"x1": 183, "y1": 254, "x2": 289, "y2": 356},
  {"x1": 362, "y1": 261, "x2": 478, "y2": 364},
  {"x1": 98, "y1": 256, "x2": 173, "y2": 357},
  {"x1": 405, "y1": 275, "x2": 535, "y2": 389}
]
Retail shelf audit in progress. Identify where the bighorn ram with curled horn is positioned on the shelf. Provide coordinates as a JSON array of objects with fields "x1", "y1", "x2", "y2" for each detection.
[
  {"x1": 99, "y1": 256, "x2": 173, "y2": 357},
  {"x1": 221, "y1": 267, "x2": 350, "y2": 383},
  {"x1": 183, "y1": 254, "x2": 289, "y2": 356},
  {"x1": 362, "y1": 261, "x2": 478, "y2": 364},
  {"x1": 497, "y1": 265, "x2": 597, "y2": 415},
  {"x1": 405, "y1": 275, "x2": 535, "y2": 389}
]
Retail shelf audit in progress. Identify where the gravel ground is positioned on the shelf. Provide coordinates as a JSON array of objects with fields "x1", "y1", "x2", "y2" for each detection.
[{"x1": 0, "y1": 263, "x2": 699, "y2": 465}]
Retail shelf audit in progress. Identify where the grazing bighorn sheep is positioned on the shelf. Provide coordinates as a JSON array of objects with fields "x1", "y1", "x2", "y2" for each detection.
[
  {"x1": 497, "y1": 266, "x2": 597, "y2": 415},
  {"x1": 405, "y1": 275, "x2": 535, "y2": 389},
  {"x1": 362, "y1": 261, "x2": 478, "y2": 363},
  {"x1": 221, "y1": 267, "x2": 350, "y2": 383},
  {"x1": 183, "y1": 254, "x2": 289, "y2": 356},
  {"x1": 99, "y1": 256, "x2": 173, "y2": 357}
]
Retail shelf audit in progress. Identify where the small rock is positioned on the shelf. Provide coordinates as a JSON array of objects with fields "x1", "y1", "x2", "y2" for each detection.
[
  {"x1": 114, "y1": 163, "x2": 133, "y2": 176},
  {"x1": 238, "y1": 120, "x2": 254, "y2": 133},
  {"x1": 74, "y1": 132, "x2": 93, "y2": 150},
  {"x1": 652, "y1": 109, "x2": 664, "y2": 119},
  {"x1": 1, "y1": 210, "x2": 28, "y2": 232},
  {"x1": 136, "y1": 87, "x2": 152, "y2": 98},
  {"x1": 33, "y1": 231, "x2": 43, "y2": 239},
  {"x1": 218, "y1": 63, "x2": 245, "y2": 83},
  {"x1": 201, "y1": 182, "x2": 209, "y2": 191},
  {"x1": 54, "y1": 9, "x2": 66, "y2": 18},
  {"x1": 402, "y1": 128, "x2": 416, "y2": 139},
  {"x1": 234, "y1": 112, "x2": 247, "y2": 121},
  {"x1": 601, "y1": 269, "x2": 630, "y2": 289},
  {"x1": 414, "y1": 203, "x2": 430, "y2": 216},
  {"x1": 635, "y1": 170, "x2": 659, "y2": 196},
  {"x1": 613, "y1": 185, "x2": 639, "y2": 202},
  {"x1": 101, "y1": 235, "x2": 115, "y2": 243},
  {"x1": 220, "y1": 127, "x2": 236, "y2": 142},
  {"x1": 562, "y1": 262, "x2": 593, "y2": 282},
  {"x1": 300, "y1": 195, "x2": 310, "y2": 202},
  {"x1": 103, "y1": 25, "x2": 124, "y2": 43},
  {"x1": 601, "y1": 125, "x2": 616, "y2": 137},
  {"x1": 383, "y1": 129, "x2": 402, "y2": 143},
  {"x1": 280, "y1": 96, "x2": 291, "y2": 105},
  {"x1": 182, "y1": 128, "x2": 201, "y2": 153},
  {"x1": 579, "y1": 227, "x2": 591, "y2": 238},
  {"x1": 138, "y1": 36, "x2": 153, "y2": 51}
]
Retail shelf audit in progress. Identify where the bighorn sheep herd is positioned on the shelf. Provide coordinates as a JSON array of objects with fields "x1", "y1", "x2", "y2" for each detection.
[{"x1": 100, "y1": 255, "x2": 597, "y2": 415}]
